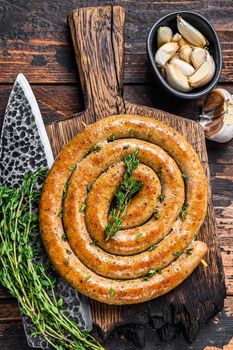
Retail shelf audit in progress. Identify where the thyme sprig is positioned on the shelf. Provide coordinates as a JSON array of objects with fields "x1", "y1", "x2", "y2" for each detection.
[
  {"x1": 105, "y1": 150, "x2": 143, "y2": 241},
  {"x1": 0, "y1": 169, "x2": 104, "y2": 350}
]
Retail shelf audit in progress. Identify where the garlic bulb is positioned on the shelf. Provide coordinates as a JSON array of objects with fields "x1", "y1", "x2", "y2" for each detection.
[
  {"x1": 155, "y1": 42, "x2": 179, "y2": 67},
  {"x1": 157, "y1": 26, "x2": 173, "y2": 48},
  {"x1": 199, "y1": 88, "x2": 233, "y2": 143}
]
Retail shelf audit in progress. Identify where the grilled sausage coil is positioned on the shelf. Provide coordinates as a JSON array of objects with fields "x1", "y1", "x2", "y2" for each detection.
[{"x1": 39, "y1": 115, "x2": 208, "y2": 305}]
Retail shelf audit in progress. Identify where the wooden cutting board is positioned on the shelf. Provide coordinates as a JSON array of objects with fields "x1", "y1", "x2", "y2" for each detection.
[{"x1": 45, "y1": 6, "x2": 225, "y2": 345}]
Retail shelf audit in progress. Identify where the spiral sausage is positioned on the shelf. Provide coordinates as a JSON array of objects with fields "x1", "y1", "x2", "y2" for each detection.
[{"x1": 39, "y1": 115, "x2": 208, "y2": 305}]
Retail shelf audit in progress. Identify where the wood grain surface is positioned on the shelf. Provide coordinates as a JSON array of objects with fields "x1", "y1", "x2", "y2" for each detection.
[
  {"x1": 0, "y1": 0, "x2": 232, "y2": 84},
  {"x1": 0, "y1": 1, "x2": 232, "y2": 350}
]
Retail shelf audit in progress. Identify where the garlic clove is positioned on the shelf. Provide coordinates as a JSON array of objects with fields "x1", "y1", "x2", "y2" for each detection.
[
  {"x1": 179, "y1": 44, "x2": 193, "y2": 64},
  {"x1": 177, "y1": 15, "x2": 208, "y2": 48},
  {"x1": 213, "y1": 88, "x2": 232, "y2": 101},
  {"x1": 204, "y1": 121, "x2": 233, "y2": 143},
  {"x1": 165, "y1": 63, "x2": 193, "y2": 92},
  {"x1": 191, "y1": 47, "x2": 207, "y2": 69},
  {"x1": 178, "y1": 36, "x2": 190, "y2": 47},
  {"x1": 157, "y1": 26, "x2": 173, "y2": 48},
  {"x1": 204, "y1": 119, "x2": 224, "y2": 138},
  {"x1": 202, "y1": 88, "x2": 230, "y2": 116},
  {"x1": 170, "y1": 56, "x2": 195, "y2": 76},
  {"x1": 155, "y1": 42, "x2": 179, "y2": 67},
  {"x1": 203, "y1": 88, "x2": 232, "y2": 114},
  {"x1": 189, "y1": 53, "x2": 215, "y2": 88},
  {"x1": 172, "y1": 33, "x2": 182, "y2": 42},
  {"x1": 205, "y1": 115, "x2": 224, "y2": 129}
]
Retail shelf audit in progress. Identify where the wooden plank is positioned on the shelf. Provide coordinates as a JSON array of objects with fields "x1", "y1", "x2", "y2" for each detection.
[
  {"x1": 0, "y1": 321, "x2": 31, "y2": 349},
  {"x1": 0, "y1": 300, "x2": 21, "y2": 322},
  {"x1": 0, "y1": 83, "x2": 232, "y2": 126},
  {"x1": 0, "y1": 0, "x2": 232, "y2": 83},
  {"x1": 0, "y1": 297, "x2": 232, "y2": 349}
]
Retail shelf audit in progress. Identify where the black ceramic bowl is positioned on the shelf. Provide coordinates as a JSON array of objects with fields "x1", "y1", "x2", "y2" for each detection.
[{"x1": 147, "y1": 11, "x2": 222, "y2": 99}]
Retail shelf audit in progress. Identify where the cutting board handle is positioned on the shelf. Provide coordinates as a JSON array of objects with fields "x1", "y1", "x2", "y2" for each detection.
[{"x1": 68, "y1": 6, "x2": 126, "y2": 120}]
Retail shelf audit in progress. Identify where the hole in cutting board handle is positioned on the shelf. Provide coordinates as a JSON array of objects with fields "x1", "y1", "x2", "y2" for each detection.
[{"x1": 68, "y1": 6, "x2": 126, "y2": 120}]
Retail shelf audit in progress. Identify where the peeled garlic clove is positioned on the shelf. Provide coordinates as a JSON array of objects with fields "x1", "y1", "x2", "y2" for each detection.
[
  {"x1": 172, "y1": 33, "x2": 182, "y2": 42},
  {"x1": 170, "y1": 56, "x2": 195, "y2": 76},
  {"x1": 177, "y1": 15, "x2": 208, "y2": 48},
  {"x1": 165, "y1": 63, "x2": 193, "y2": 92},
  {"x1": 189, "y1": 53, "x2": 215, "y2": 88},
  {"x1": 157, "y1": 26, "x2": 173, "y2": 48},
  {"x1": 191, "y1": 47, "x2": 207, "y2": 69},
  {"x1": 155, "y1": 42, "x2": 179, "y2": 67},
  {"x1": 178, "y1": 36, "x2": 190, "y2": 47},
  {"x1": 179, "y1": 45, "x2": 193, "y2": 64}
]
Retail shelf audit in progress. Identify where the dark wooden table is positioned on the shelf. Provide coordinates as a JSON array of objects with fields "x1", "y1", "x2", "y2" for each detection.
[{"x1": 0, "y1": 1, "x2": 232, "y2": 349}]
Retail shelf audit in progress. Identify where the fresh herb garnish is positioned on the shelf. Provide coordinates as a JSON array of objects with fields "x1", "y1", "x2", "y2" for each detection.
[
  {"x1": 84, "y1": 276, "x2": 91, "y2": 281},
  {"x1": 65, "y1": 257, "x2": 70, "y2": 265},
  {"x1": 109, "y1": 288, "x2": 115, "y2": 297},
  {"x1": 62, "y1": 233, "x2": 67, "y2": 241},
  {"x1": 148, "y1": 269, "x2": 162, "y2": 276},
  {"x1": 90, "y1": 239, "x2": 99, "y2": 246},
  {"x1": 58, "y1": 210, "x2": 63, "y2": 218},
  {"x1": 158, "y1": 193, "x2": 165, "y2": 202},
  {"x1": 142, "y1": 268, "x2": 162, "y2": 280},
  {"x1": 136, "y1": 233, "x2": 143, "y2": 239},
  {"x1": 148, "y1": 244, "x2": 158, "y2": 251},
  {"x1": 108, "y1": 135, "x2": 117, "y2": 142},
  {"x1": 129, "y1": 129, "x2": 138, "y2": 137},
  {"x1": 173, "y1": 251, "x2": 181, "y2": 257},
  {"x1": 79, "y1": 203, "x2": 86, "y2": 212},
  {"x1": 0, "y1": 170, "x2": 103, "y2": 350},
  {"x1": 179, "y1": 203, "x2": 189, "y2": 220},
  {"x1": 123, "y1": 145, "x2": 129, "y2": 150},
  {"x1": 84, "y1": 144, "x2": 102, "y2": 158},
  {"x1": 63, "y1": 182, "x2": 69, "y2": 198},
  {"x1": 153, "y1": 209, "x2": 160, "y2": 220},
  {"x1": 68, "y1": 164, "x2": 76, "y2": 171},
  {"x1": 158, "y1": 167, "x2": 163, "y2": 177},
  {"x1": 147, "y1": 269, "x2": 157, "y2": 277},
  {"x1": 182, "y1": 172, "x2": 188, "y2": 180},
  {"x1": 105, "y1": 150, "x2": 143, "y2": 241},
  {"x1": 105, "y1": 209, "x2": 122, "y2": 241},
  {"x1": 86, "y1": 184, "x2": 92, "y2": 193},
  {"x1": 186, "y1": 248, "x2": 193, "y2": 255}
]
